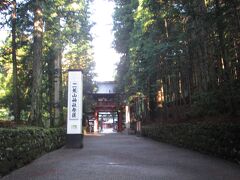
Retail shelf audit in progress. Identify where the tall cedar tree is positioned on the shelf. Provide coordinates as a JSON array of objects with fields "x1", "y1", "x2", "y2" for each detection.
[{"x1": 30, "y1": 0, "x2": 43, "y2": 126}]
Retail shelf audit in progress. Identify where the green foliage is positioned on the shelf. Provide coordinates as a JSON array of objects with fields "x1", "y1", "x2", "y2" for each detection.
[
  {"x1": 0, "y1": 39, "x2": 13, "y2": 108},
  {"x1": 191, "y1": 81, "x2": 240, "y2": 117},
  {"x1": 43, "y1": 0, "x2": 95, "y2": 123},
  {"x1": 191, "y1": 91, "x2": 224, "y2": 117},
  {"x1": 0, "y1": 0, "x2": 95, "y2": 125},
  {"x1": 142, "y1": 122, "x2": 240, "y2": 164},
  {"x1": 0, "y1": 127, "x2": 66, "y2": 176},
  {"x1": 113, "y1": 0, "x2": 138, "y2": 54},
  {"x1": 0, "y1": 108, "x2": 10, "y2": 120},
  {"x1": 113, "y1": 0, "x2": 240, "y2": 120}
]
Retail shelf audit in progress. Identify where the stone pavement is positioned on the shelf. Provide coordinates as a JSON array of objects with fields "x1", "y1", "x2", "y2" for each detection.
[{"x1": 2, "y1": 133, "x2": 240, "y2": 180}]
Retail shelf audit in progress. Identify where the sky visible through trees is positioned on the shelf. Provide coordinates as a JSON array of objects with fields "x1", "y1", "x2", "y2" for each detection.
[{"x1": 90, "y1": 0, "x2": 120, "y2": 81}]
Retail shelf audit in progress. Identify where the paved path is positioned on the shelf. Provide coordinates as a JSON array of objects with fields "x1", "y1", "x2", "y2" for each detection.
[{"x1": 2, "y1": 133, "x2": 240, "y2": 180}]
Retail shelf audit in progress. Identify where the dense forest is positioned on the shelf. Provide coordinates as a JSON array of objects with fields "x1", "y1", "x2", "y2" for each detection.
[
  {"x1": 0, "y1": 0, "x2": 239, "y2": 127},
  {"x1": 113, "y1": 0, "x2": 240, "y2": 122},
  {"x1": 0, "y1": 0, "x2": 95, "y2": 127}
]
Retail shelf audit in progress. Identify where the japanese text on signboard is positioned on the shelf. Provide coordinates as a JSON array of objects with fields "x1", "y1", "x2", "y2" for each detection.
[{"x1": 70, "y1": 82, "x2": 78, "y2": 120}]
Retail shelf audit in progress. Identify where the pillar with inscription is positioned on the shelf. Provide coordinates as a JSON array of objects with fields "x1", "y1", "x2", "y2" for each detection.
[{"x1": 66, "y1": 70, "x2": 83, "y2": 148}]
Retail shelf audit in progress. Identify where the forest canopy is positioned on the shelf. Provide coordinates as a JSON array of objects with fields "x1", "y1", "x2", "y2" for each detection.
[
  {"x1": 0, "y1": 0, "x2": 239, "y2": 126},
  {"x1": 113, "y1": 0, "x2": 240, "y2": 121},
  {"x1": 0, "y1": 0, "x2": 95, "y2": 127}
]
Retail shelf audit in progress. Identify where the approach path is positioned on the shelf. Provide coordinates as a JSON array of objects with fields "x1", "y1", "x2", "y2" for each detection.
[{"x1": 2, "y1": 132, "x2": 240, "y2": 180}]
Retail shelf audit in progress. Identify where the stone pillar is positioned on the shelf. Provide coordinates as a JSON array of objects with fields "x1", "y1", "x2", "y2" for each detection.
[
  {"x1": 125, "y1": 106, "x2": 130, "y2": 133},
  {"x1": 136, "y1": 121, "x2": 141, "y2": 136},
  {"x1": 94, "y1": 110, "x2": 99, "y2": 132},
  {"x1": 118, "y1": 110, "x2": 123, "y2": 132}
]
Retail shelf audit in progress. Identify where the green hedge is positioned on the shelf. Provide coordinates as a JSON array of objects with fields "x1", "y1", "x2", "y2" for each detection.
[
  {"x1": 142, "y1": 122, "x2": 240, "y2": 164},
  {"x1": 0, "y1": 127, "x2": 66, "y2": 176}
]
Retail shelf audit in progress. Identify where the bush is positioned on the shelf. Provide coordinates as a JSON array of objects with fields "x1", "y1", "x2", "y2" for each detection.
[
  {"x1": 190, "y1": 80, "x2": 240, "y2": 117},
  {"x1": 142, "y1": 122, "x2": 240, "y2": 164},
  {"x1": 0, "y1": 127, "x2": 66, "y2": 176}
]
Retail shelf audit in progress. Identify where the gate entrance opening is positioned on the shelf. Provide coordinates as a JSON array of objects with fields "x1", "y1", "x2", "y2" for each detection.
[
  {"x1": 98, "y1": 112, "x2": 118, "y2": 133},
  {"x1": 88, "y1": 81, "x2": 124, "y2": 133}
]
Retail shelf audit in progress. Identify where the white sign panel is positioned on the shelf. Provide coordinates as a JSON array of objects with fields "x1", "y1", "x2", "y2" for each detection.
[{"x1": 67, "y1": 71, "x2": 83, "y2": 134}]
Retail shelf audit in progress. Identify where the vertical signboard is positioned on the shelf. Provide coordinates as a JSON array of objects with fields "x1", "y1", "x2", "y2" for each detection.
[{"x1": 67, "y1": 70, "x2": 83, "y2": 148}]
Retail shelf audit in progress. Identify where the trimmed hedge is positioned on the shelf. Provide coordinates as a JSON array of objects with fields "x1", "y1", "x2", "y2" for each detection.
[
  {"x1": 142, "y1": 122, "x2": 240, "y2": 164},
  {"x1": 0, "y1": 127, "x2": 66, "y2": 176}
]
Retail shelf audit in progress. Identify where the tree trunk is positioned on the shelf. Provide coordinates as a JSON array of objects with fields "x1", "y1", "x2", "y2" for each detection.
[
  {"x1": 198, "y1": 0, "x2": 208, "y2": 91},
  {"x1": 232, "y1": 0, "x2": 240, "y2": 79},
  {"x1": 215, "y1": 0, "x2": 237, "y2": 115},
  {"x1": 48, "y1": 49, "x2": 54, "y2": 127},
  {"x1": 52, "y1": 15, "x2": 63, "y2": 127},
  {"x1": 59, "y1": 53, "x2": 64, "y2": 125},
  {"x1": 12, "y1": 0, "x2": 20, "y2": 122},
  {"x1": 30, "y1": 0, "x2": 43, "y2": 126},
  {"x1": 215, "y1": 0, "x2": 229, "y2": 81},
  {"x1": 53, "y1": 47, "x2": 63, "y2": 126}
]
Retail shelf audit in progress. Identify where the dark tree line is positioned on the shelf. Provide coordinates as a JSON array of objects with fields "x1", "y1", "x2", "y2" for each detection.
[{"x1": 113, "y1": 0, "x2": 240, "y2": 121}]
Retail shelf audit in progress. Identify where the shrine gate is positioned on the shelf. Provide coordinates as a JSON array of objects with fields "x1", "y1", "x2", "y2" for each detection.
[{"x1": 90, "y1": 81, "x2": 123, "y2": 133}]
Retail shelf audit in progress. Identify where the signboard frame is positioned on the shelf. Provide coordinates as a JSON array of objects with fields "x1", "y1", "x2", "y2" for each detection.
[{"x1": 66, "y1": 69, "x2": 83, "y2": 148}]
